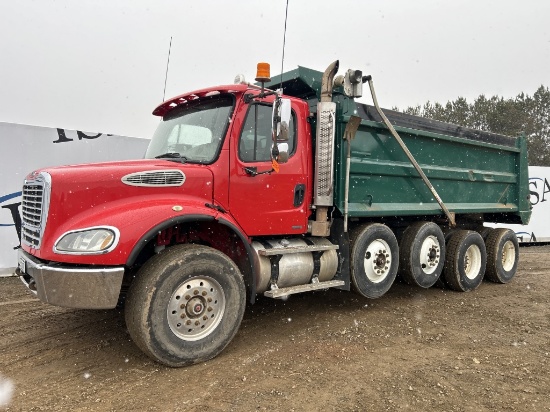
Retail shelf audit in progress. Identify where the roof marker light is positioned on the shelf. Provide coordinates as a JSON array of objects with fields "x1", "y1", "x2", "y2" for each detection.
[{"x1": 255, "y1": 62, "x2": 271, "y2": 82}]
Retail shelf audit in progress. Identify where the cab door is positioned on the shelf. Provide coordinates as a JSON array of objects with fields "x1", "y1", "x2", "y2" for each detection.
[{"x1": 228, "y1": 98, "x2": 310, "y2": 236}]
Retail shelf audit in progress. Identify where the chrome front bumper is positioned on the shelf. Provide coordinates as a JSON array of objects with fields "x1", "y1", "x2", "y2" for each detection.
[{"x1": 16, "y1": 249, "x2": 125, "y2": 309}]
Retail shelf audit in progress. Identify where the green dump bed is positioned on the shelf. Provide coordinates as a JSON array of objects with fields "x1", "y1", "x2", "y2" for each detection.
[
  {"x1": 267, "y1": 65, "x2": 531, "y2": 225},
  {"x1": 333, "y1": 102, "x2": 531, "y2": 225}
]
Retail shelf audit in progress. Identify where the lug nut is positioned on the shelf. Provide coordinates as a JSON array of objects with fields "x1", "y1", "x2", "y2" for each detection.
[
  {"x1": 195, "y1": 320, "x2": 200, "y2": 326},
  {"x1": 186, "y1": 320, "x2": 191, "y2": 325},
  {"x1": 207, "y1": 307, "x2": 213, "y2": 312},
  {"x1": 180, "y1": 313, "x2": 186, "y2": 319},
  {"x1": 185, "y1": 295, "x2": 191, "y2": 300},
  {"x1": 193, "y1": 290, "x2": 199, "y2": 295},
  {"x1": 203, "y1": 315, "x2": 208, "y2": 320},
  {"x1": 202, "y1": 291, "x2": 207, "y2": 296},
  {"x1": 207, "y1": 297, "x2": 212, "y2": 302},
  {"x1": 180, "y1": 303, "x2": 185, "y2": 309}
]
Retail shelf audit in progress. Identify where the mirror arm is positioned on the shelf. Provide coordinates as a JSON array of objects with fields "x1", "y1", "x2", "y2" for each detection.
[
  {"x1": 244, "y1": 166, "x2": 274, "y2": 176},
  {"x1": 244, "y1": 90, "x2": 278, "y2": 104}
]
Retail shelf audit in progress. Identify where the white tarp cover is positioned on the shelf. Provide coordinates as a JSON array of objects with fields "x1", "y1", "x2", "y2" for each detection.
[{"x1": 0, "y1": 122, "x2": 149, "y2": 275}]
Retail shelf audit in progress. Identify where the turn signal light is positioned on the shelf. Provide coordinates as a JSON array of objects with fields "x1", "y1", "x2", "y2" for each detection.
[{"x1": 255, "y1": 62, "x2": 271, "y2": 82}]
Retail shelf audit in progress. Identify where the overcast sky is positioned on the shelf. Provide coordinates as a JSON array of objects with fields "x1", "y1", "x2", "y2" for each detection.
[{"x1": 1, "y1": 0, "x2": 549, "y2": 138}]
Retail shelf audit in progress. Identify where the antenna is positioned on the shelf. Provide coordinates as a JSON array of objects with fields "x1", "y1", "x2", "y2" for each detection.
[
  {"x1": 279, "y1": 0, "x2": 290, "y2": 92},
  {"x1": 162, "y1": 36, "x2": 173, "y2": 102}
]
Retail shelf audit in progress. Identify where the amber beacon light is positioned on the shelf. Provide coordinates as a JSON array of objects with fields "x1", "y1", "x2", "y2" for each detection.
[{"x1": 255, "y1": 62, "x2": 271, "y2": 82}]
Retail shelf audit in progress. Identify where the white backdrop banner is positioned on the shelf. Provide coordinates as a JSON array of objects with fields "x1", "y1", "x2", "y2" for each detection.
[
  {"x1": 490, "y1": 166, "x2": 550, "y2": 243},
  {"x1": 0, "y1": 122, "x2": 149, "y2": 275}
]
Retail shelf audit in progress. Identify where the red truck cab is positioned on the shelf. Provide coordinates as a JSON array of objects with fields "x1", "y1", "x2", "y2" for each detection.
[{"x1": 18, "y1": 82, "x2": 316, "y2": 309}]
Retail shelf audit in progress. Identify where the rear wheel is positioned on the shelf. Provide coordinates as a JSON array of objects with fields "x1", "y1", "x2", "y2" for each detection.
[
  {"x1": 434, "y1": 229, "x2": 459, "y2": 289},
  {"x1": 443, "y1": 230, "x2": 486, "y2": 292},
  {"x1": 351, "y1": 223, "x2": 399, "y2": 299},
  {"x1": 485, "y1": 228, "x2": 519, "y2": 283},
  {"x1": 478, "y1": 227, "x2": 494, "y2": 242},
  {"x1": 125, "y1": 244, "x2": 246, "y2": 367},
  {"x1": 399, "y1": 222, "x2": 445, "y2": 288}
]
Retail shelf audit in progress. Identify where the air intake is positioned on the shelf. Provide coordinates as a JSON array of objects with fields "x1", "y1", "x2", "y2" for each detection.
[{"x1": 122, "y1": 170, "x2": 186, "y2": 187}]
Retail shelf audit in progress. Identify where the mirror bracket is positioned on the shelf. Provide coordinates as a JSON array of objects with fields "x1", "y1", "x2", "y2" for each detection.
[{"x1": 244, "y1": 166, "x2": 274, "y2": 177}]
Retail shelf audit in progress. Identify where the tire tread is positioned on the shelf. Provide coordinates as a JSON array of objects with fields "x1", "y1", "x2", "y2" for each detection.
[{"x1": 485, "y1": 228, "x2": 518, "y2": 283}]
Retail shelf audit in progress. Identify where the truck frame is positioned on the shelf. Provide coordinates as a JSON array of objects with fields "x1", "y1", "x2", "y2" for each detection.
[{"x1": 16, "y1": 61, "x2": 531, "y2": 366}]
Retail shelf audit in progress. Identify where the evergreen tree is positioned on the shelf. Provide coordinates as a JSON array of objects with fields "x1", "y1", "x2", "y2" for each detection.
[{"x1": 398, "y1": 86, "x2": 550, "y2": 166}]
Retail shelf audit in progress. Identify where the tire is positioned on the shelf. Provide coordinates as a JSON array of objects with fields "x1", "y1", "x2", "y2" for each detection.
[
  {"x1": 351, "y1": 223, "x2": 399, "y2": 299},
  {"x1": 434, "y1": 228, "x2": 458, "y2": 289},
  {"x1": 443, "y1": 228, "x2": 458, "y2": 243},
  {"x1": 399, "y1": 222, "x2": 445, "y2": 288},
  {"x1": 443, "y1": 230, "x2": 486, "y2": 292},
  {"x1": 125, "y1": 244, "x2": 246, "y2": 367},
  {"x1": 485, "y1": 228, "x2": 519, "y2": 283},
  {"x1": 478, "y1": 227, "x2": 494, "y2": 242}
]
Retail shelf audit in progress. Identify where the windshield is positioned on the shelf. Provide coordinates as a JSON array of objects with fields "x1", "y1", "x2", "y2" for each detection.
[{"x1": 145, "y1": 95, "x2": 234, "y2": 163}]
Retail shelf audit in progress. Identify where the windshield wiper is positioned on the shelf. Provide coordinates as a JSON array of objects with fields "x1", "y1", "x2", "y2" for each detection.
[{"x1": 154, "y1": 152, "x2": 188, "y2": 163}]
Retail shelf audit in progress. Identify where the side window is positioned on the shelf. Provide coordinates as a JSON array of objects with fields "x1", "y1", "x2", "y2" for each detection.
[{"x1": 239, "y1": 103, "x2": 296, "y2": 162}]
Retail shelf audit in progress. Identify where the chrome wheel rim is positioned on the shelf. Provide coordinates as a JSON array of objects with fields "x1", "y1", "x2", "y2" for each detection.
[{"x1": 167, "y1": 276, "x2": 225, "y2": 341}]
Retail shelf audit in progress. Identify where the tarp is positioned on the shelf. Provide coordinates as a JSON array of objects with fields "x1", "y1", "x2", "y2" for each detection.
[{"x1": 0, "y1": 122, "x2": 149, "y2": 275}]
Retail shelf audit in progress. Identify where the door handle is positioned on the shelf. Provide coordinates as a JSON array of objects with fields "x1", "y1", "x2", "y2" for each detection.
[{"x1": 294, "y1": 184, "x2": 305, "y2": 207}]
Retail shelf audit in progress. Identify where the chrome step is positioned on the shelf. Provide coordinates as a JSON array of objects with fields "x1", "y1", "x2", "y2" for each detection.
[
  {"x1": 264, "y1": 280, "x2": 345, "y2": 299},
  {"x1": 258, "y1": 244, "x2": 339, "y2": 256}
]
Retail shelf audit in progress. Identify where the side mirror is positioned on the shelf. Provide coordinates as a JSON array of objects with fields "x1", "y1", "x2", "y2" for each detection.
[
  {"x1": 271, "y1": 98, "x2": 291, "y2": 164},
  {"x1": 273, "y1": 98, "x2": 291, "y2": 142}
]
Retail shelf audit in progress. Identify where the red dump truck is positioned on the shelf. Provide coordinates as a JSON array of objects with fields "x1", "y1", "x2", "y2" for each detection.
[{"x1": 16, "y1": 61, "x2": 531, "y2": 366}]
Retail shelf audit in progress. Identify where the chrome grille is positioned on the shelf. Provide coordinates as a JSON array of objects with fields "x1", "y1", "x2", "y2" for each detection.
[
  {"x1": 21, "y1": 173, "x2": 51, "y2": 248},
  {"x1": 122, "y1": 170, "x2": 186, "y2": 187}
]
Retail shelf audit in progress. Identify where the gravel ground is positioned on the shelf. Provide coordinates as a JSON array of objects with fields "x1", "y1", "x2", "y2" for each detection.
[{"x1": 1, "y1": 246, "x2": 549, "y2": 411}]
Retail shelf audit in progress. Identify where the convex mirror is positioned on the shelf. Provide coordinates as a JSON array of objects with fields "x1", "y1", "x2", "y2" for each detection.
[
  {"x1": 271, "y1": 97, "x2": 291, "y2": 164},
  {"x1": 272, "y1": 98, "x2": 291, "y2": 142}
]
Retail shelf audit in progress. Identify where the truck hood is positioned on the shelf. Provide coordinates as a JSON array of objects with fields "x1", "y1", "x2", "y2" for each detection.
[
  {"x1": 41, "y1": 159, "x2": 213, "y2": 202},
  {"x1": 28, "y1": 159, "x2": 214, "y2": 254}
]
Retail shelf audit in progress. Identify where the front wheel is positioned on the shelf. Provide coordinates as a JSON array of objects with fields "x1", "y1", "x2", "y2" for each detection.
[{"x1": 125, "y1": 244, "x2": 246, "y2": 367}]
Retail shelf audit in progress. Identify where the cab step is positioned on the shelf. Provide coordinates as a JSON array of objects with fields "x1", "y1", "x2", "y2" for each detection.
[{"x1": 264, "y1": 280, "x2": 345, "y2": 299}]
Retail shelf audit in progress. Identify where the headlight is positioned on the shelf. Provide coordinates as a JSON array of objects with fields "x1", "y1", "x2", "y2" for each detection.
[{"x1": 54, "y1": 227, "x2": 119, "y2": 254}]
